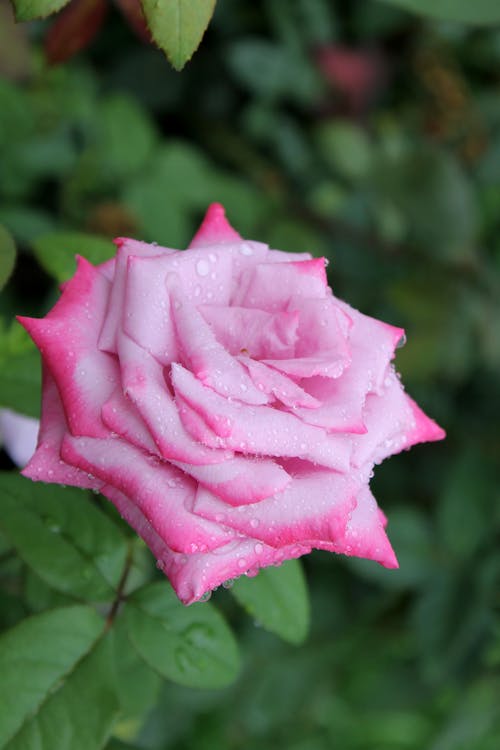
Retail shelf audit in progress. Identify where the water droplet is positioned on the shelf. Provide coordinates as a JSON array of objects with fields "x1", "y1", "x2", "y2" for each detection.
[
  {"x1": 396, "y1": 333, "x2": 407, "y2": 349},
  {"x1": 250, "y1": 518, "x2": 259, "y2": 529},
  {"x1": 237, "y1": 558, "x2": 247, "y2": 569},
  {"x1": 222, "y1": 578, "x2": 235, "y2": 589},
  {"x1": 198, "y1": 590, "x2": 212, "y2": 602},
  {"x1": 240, "y1": 243, "x2": 253, "y2": 256},
  {"x1": 156, "y1": 559, "x2": 165, "y2": 571},
  {"x1": 254, "y1": 543, "x2": 263, "y2": 554},
  {"x1": 196, "y1": 259, "x2": 210, "y2": 277}
]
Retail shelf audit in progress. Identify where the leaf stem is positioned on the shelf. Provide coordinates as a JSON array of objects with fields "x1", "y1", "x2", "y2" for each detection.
[{"x1": 105, "y1": 543, "x2": 133, "y2": 629}]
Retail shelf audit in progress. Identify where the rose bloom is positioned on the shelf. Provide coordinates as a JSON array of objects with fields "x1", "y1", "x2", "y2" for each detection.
[{"x1": 19, "y1": 204, "x2": 444, "y2": 604}]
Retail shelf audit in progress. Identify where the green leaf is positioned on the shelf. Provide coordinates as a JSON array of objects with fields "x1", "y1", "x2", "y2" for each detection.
[
  {"x1": 11, "y1": 0, "x2": 70, "y2": 22},
  {"x1": 0, "y1": 224, "x2": 16, "y2": 291},
  {"x1": 97, "y1": 95, "x2": 157, "y2": 181},
  {"x1": 376, "y1": 0, "x2": 500, "y2": 24},
  {"x1": 141, "y1": 0, "x2": 217, "y2": 70},
  {"x1": 31, "y1": 231, "x2": 116, "y2": 283},
  {"x1": 0, "y1": 605, "x2": 104, "y2": 747},
  {"x1": 123, "y1": 582, "x2": 240, "y2": 688},
  {"x1": 0, "y1": 473, "x2": 127, "y2": 601},
  {"x1": 316, "y1": 122, "x2": 373, "y2": 181},
  {"x1": 6, "y1": 629, "x2": 119, "y2": 750},
  {"x1": 110, "y1": 616, "x2": 162, "y2": 719},
  {"x1": 0, "y1": 350, "x2": 41, "y2": 418},
  {"x1": 231, "y1": 559, "x2": 310, "y2": 644}
]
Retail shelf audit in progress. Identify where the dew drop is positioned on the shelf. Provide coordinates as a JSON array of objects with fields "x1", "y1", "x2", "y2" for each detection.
[
  {"x1": 196, "y1": 259, "x2": 210, "y2": 277},
  {"x1": 240, "y1": 243, "x2": 253, "y2": 256}
]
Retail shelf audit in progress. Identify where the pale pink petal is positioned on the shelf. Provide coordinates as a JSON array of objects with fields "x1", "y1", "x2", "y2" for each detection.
[
  {"x1": 98, "y1": 239, "x2": 172, "y2": 354},
  {"x1": 198, "y1": 305, "x2": 299, "y2": 360},
  {"x1": 169, "y1": 288, "x2": 268, "y2": 406},
  {"x1": 239, "y1": 357, "x2": 321, "y2": 409},
  {"x1": 318, "y1": 485, "x2": 398, "y2": 568},
  {"x1": 101, "y1": 387, "x2": 160, "y2": 455},
  {"x1": 188, "y1": 203, "x2": 242, "y2": 247},
  {"x1": 171, "y1": 363, "x2": 352, "y2": 471},
  {"x1": 61, "y1": 435, "x2": 234, "y2": 554},
  {"x1": 101, "y1": 483, "x2": 311, "y2": 605},
  {"x1": 22, "y1": 369, "x2": 102, "y2": 490},
  {"x1": 352, "y1": 367, "x2": 445, "y2": 468},
  {"x1": 116, "y1": 331, "x2": 231, "y2": 465},
  {"x1": 18, "y1": 256, "x2": 119, "y2": 438},
  {"x1": 234, "y1": 259, "x2": 328, "y2": 310},
  {"x1": 292, "y1": 301, "x2": 404, "y2": 432},
  {"x1": 173, "y1": 455, "x2": 291, "y2": 506},
  {"x1": 192, "y1": 468, "x2": 357, "y2": 548},
  {"x1": 166, "y1": 538, "x2": 313, "y2": 605},
  {"x1": 122, "y1": 251, "x2": 232, "y2": 365}
]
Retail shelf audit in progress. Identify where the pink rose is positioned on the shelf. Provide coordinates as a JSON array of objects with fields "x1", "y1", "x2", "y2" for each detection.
[{"x1": 18, "y1": 204, "x2": 444, "y2": 604}]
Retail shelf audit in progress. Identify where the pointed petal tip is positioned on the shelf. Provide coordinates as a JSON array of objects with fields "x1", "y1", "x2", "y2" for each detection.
[{"x1": 189, "y1": 203, "x2": 242, "y2": 248}]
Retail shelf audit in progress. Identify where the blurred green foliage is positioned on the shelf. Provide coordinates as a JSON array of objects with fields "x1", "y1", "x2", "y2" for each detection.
[{"x1": 1, "y1": 0, "x2": 500, "y2": 749}]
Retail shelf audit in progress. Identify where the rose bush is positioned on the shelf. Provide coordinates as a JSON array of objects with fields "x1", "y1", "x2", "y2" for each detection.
[{"x1": 18, "y1": 204, "x2": 444, "y2": 604}]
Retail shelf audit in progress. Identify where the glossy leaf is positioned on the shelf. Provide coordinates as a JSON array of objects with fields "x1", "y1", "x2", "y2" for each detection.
[
  {"x1": 0, "y1": 224, "x2": 16, "y2": 291},
  {"x1": 376, "y1": 0, "x2": 500, "y2": 24},
  {"x1": 140, "y1": 0, "x2": 216, "y2": 70},
  {"x1": 31, "y1": 230, "x2": 116, "y2": 282},
  {"x1": 123, "y1": 582, "x2": 240, "y2": 688},
  {"x1": 231, "y1": 559, "x2": 310, "y2": 644},
  {"x1": 110, "y1": 616, "x2": 162, "y2": 719},
  {"x1": 0, "y1": 473, "x2": 127, "y2": 601},
  {"x1": 0, "y1": 605, "x2": 104, "y2": 747},
  {"x1": 6, "y1": 630, "x2": 119, "y2": 749},
  {"x1": 12, "y1": 0, "x2": 70, "y2": 22}
]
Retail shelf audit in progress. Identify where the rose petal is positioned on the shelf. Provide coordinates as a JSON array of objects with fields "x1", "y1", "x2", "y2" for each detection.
[
  {"x1": 22, "y1": 369, "x2": 102, "y2": 490},
  {"x1": 239, "y1": 357, "x2": 321, "y2": 409},
  {"x1": 188, "y1": 202, "x2": 242, "y2": 247},
  {"x1": 171, "y1": 363, "x2": 352, "y2": 471},
  {"x1": 18, "y1": 256, "x2": 119, "y2": 438},
  {"x1": 99, "y1": 238, "x2": 172, "y2": 354},
  {"x1": 352, "y1": 367, "x2": 445, "y2": 468},
  {"x1": 122, "y1": 249, "x2": 234, "y2": 365},
  {"x1": 61, "y1": 435, "x2": 234, "y2": 554},
  {"x1": 192, "y1": 468, "x2": 357, "y2": 548},
  {"x1": 169, "y1": 287, "x2": 268, "y2": 406},
  {"x1": 174, "y1": 454, "x2": 291, "y2": 506},
  {"x1": 117, "y1": 331, "x2": 231, "y2": 465},
  {"x1": 234, "y1": 259, "x2": 328, "y2": 310},
  {"x1": 198, "y1": 305, "x2": 299, "y2": 360},
  {"x1": 318, "y1": 485, "x2": 398, "y2": 568},
  {"x1": 101, "y1": 484, "x2": 311, "y2": 605}
]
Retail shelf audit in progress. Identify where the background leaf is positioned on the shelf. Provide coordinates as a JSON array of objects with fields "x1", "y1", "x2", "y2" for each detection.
[
  {"x1": 31, "y1": 231, "x2": 116, "y2": 282},
  {"x1": 231, "y1": 559, "x2": 310, "y2": 644},
  {"x1": 123, "y1": 582, "x2": 240, "y2": 689},
  {"x1": 376, "y1": 0, "x2": 500, "y2": 24},
  {"x1": 6, "y1": 630, "x2": 119, "y2": 750},
  {"x1": 11, "y1": 0, "x2": 70, "y2": 22},
  {"x1": 0, "y1": 605, "x2": 104, "y2": 747},
  {"x1": 0, "y1": 473, "x2": 127, "y2": 601},
  {"x1": 0, "y1": 224, "x2": 16, "y2": 291},
  {"x1": 140, "y1": 0, "x2": 217, "y2": 70}
]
